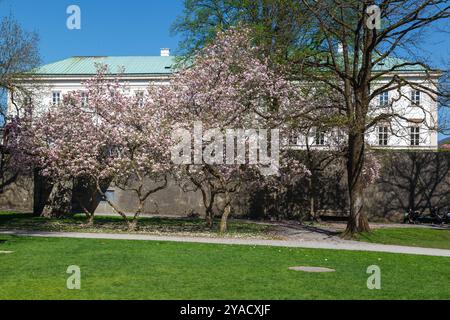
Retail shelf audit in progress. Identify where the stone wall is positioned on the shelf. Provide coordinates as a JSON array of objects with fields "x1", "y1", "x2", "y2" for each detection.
[
  {"x1": 91, "y1": 178, "x2": 207, "y2": 216},
  {"x1": 1, "y1": 151, "x2": 449, "y2": 222},
  {"x1": 364, "y1": 151, "x2": 450, "y2": 221},
  {"x1": 233, "y1": 151, "x2": 450, "y2": 222},
  {"x1": 0, "y1": 173, "x2": 34, "y2": 212}
]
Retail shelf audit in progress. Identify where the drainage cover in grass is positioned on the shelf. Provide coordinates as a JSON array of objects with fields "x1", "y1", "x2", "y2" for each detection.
[{"x1": 288, "y1": 266, "x2": 335, "y2": 273}]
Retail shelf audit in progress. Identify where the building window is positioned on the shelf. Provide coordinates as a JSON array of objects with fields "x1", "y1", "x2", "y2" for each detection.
[
  {"x1": 136, "y1": 91, "x2": 144, "y2": 107},
  {"x1": 289, "y1": 131, "x2": 299, "y2": 145},
  {"x1": 411, "y1": 90, "x2": 421, "y2": 106},
  {"x1": 378, "y1": 126, "x2": 389, "y2": 146},
  {"x1": 335, "y1": 130, "x2": 345, "y2": 144},
  {"x1": 410, "y1": 126, "x2": 420, "y2": 146},
  {"x1": 81, "y1": 92, "x2": 89, "y2": 108},
  {"x1": 379, "y1": 91, "x2": 389, "y2": 106},
  {"x1": 52, "y1": 91, "x2": 61, "y2": 105},
  {"x1": 315, "y1": 130, "x2": 325, "y2": 146}
]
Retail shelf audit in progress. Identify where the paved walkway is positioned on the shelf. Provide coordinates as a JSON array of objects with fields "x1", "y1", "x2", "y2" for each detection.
[{"x1": 1, "y1": 229, "x2": 449, "y2": 257}]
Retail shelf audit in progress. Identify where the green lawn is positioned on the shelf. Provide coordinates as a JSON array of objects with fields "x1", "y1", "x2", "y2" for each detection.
[
  {"x1": 0, "y1": 212, "x2": 275, "y2": 239},
  {"x1": 0, "y1": 235, "x2": 449, "y2": 299},
  {"x1": 356, "y1": 228, "x2": 450, "y2": 250}
]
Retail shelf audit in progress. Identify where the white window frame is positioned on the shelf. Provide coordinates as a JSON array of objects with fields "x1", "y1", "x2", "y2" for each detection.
[
  {"x1": 289, "y1": 131, "x2": 299, "y2": 146},
  {"x1": 315, "y1": 129, "x2": 325, "y2": 146},
  {"x1": 379, "y1": 91, "x2": 389, "y2": 107},
  {"x1": 411, "y1": 89, "x2": 421, "y2": 106},
  {"x1": 81, "y1": 92, "x2": 89, "y2": 108},
  {"x1": 378, "y1": 126, "x2": 389, "y2": 146},
  {"x1": 135, "y1": 90, "x2": 144, "y2": 107},
  {"x1": 52, "y1": 91, "x2": 61, "y2": 105},
  {"x1": 410, "y1": 126, "x2": 420, "y2": 146}
]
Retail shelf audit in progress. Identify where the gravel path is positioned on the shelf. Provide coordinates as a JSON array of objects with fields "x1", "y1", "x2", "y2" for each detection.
[{"x1": 1, "y1": 229, "x2": 449, "y2": 257}]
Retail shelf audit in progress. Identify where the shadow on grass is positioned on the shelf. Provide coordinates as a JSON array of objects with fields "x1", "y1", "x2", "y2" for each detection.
[
  {"x1": 277, "y1": 220, "x2": 341, "y2": 238},
  {"x1": 302, "y1": 225, "x2": 341, "y2": 237},
  {"x1": 0, "y1": 212, "x2": 275, "y2": 238}
]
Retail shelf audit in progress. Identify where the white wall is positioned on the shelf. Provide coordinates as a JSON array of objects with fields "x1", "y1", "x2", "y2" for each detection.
[
  {"x1": 9, "y1": 73, "x2": 440, "y2": 151},
  {"x1": 366, "y1": 74, "x2": 439, "y2": 150},
  {"x1": 8, "y1": 76, "x2": 170, "y2": 117}
]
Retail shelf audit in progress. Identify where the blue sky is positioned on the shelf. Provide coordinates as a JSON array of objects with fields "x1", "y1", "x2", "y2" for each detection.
[
  {"x1": 1, "y1": 0, "x2": 449, "y2": 140},
  {"x1": 0, "y1": 0, "x2": 183, "y2": 62}
]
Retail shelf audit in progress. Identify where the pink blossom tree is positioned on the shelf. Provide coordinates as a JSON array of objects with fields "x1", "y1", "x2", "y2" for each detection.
[
  {"x1": 166, "y1": 26, "x2": 312, "y2": 232},
  {"x1": 11, "y1": 66, "x2": 173, "y2": 229}
]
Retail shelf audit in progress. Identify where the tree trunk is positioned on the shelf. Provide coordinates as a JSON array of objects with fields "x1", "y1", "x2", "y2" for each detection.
[
  {"x1": 343, "y1": 131, "x2": 371, "y2": 238},
  {"x1": 79, "y1": 201, "x2": 95, "y2": 227},
  {"x1": 73, "y1": 193, "x2": 96, "y2": 227},
  {"x1": 308, "y1": 176, "x2": 320, "y2": 222},
  {"x1": 95, "y1": 181, "x2": 132, "y2": 228},
  {"x1": 205, "y1": 209, "x2": 214, "y2": 229},
  {"x1": 33, "y1": 169, "x2": 54, "y2": 216},
  {"x1": 206, "y1": 192, "x2": 217, "y2": 229},
  {"x1": 41, "y1": 179, "x2": 73, "y2": 218},
  {"x1": 219, "y1": 192, "x2": 231, "y2": 234},
  {"x1": 310, "y1": 195, "x2": 315, "y2": 220},
  {"x1": 198, "y1": 183, "x2": 215, "y2": 229},
  {"x1": 128, "y1": 219, "x2": 138, "y2": 231},
  {"x1": 129, "y1": 201, "x2": 145, "y2": 231},
  {"x1": 86, "y1": 213, "x2": 95, "y2": 226}
]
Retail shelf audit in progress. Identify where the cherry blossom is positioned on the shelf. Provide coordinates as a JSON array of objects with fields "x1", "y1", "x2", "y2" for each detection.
[{"x1": 10, "y1": 66, "x2": 173, "y2": 228}]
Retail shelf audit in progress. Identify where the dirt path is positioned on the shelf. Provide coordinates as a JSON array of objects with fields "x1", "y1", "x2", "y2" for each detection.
[
  {"x1": 253, "y1": 220, "x2": 449, "y2": 242},
  {"x1": 1, "y1": 229, "x2": 449, "y2": 257}
]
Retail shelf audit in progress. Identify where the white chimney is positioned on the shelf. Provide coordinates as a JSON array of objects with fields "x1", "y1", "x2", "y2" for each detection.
[{"x1": 160, "y1": 48, "x2": 170, "y2": 57}]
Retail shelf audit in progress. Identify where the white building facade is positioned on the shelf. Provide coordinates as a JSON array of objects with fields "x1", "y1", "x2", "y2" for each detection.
[{"x1": 8, "y1": 52, "x2": 441, "y2": 151}]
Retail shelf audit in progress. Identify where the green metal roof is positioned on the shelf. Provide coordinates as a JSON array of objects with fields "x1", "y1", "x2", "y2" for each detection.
[
  {"x1": 372, "y1": 56, "x2": 428, "y2": 72},
  {"x1": 329, "y1": 55, "x2": 429, "y2": 73},
  {"x1": 35, "y1": 56, "x2": 176, "y2": 76},
  {"x1": 35, "y1": 55, "x2": 430, "y2": 77}
]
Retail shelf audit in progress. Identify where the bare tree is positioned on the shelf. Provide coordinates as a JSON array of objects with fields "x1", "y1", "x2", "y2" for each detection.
[
  {"x1": 0, "y1": 14, "x2": 39, "y2": 193},
  {"x1": 299, "y1": 0, "x2": 449, "y2": 237}
]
